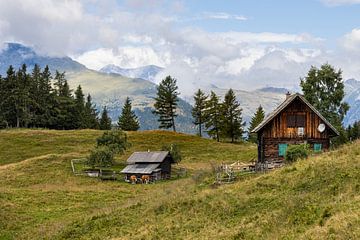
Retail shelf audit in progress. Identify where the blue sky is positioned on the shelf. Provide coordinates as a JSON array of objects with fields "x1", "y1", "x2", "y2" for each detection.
[{"x1": 0, "y1": 0, "x2": 360, "y2": 93}]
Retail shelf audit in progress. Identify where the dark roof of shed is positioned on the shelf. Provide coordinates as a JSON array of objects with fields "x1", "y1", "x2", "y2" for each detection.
[
  {"x1": 121, "y1": 163, "x2": 160, "y2": 174},
  {"x1": 126, "y1": 151, "x2": 170, "y2": 164},
  {"x1": 251, "y1": 93, "x2": 339, "y2": 136}
]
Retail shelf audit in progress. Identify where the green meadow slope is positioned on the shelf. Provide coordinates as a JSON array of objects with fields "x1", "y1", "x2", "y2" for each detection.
[{"x1": 0, "y1": 130, "x2": 359, "y2": 239}]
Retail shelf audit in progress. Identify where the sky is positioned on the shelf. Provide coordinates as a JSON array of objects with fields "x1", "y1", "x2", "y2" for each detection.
[{"x1": 0, "y1": 0, "x2": 360, "y2": 94}]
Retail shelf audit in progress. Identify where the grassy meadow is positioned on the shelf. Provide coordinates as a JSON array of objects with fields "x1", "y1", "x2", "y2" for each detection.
[{"x1": 0, "y1": 129, "x2": 359, "y2": 239}]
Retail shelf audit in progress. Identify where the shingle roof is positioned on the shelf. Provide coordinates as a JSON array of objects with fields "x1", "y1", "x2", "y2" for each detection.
[
  {"x1": 120, "y1": 163, "x2": 160, "y2": 174},
  {"x1": 251, "y1": 93, "x2": 339, "y2": 136},
  {"x1": 126, "y1": 151, "x2": 170, "y2": 164}
]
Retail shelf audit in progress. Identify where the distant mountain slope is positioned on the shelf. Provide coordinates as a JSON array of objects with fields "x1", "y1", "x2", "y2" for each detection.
[
  {"x1": 344, "y1": 79, "x2": 360, "y2": 126},
  {"x1": 99, "y1": 64, "x2": 163, "y2": 82},
  {"x1": 0, "y1": 43, "x2": 86, "y2": 75}
]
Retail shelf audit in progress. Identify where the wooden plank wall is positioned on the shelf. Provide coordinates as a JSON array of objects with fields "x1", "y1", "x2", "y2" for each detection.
[{"x1": 262, "y1": 98, "x2": 330, "y2": 139}]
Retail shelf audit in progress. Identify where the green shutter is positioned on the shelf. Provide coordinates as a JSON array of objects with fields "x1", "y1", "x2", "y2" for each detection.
[
  {"x1": 314, "y1": 143, "x2": 322, "y2": 152},
  {"x1": 279, "y1": 144, "x2": 288, "y2": 157}
]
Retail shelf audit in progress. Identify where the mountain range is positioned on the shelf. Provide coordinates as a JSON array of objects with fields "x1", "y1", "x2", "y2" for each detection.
[
  {"x1": 99, "y1": 64, "x2": 163, "y2": 83},
  {"x1": 0, "y1": 42, "x2": 359, "y2": 132}
]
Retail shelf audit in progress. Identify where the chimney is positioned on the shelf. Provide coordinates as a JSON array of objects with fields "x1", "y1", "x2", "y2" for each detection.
[{"x1": 286, "y1": 91, "x2": 291, "y2": 100}]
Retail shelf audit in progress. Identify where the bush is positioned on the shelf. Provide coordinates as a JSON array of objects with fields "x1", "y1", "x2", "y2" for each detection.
[
  {"x1": 285, "y1": 144, "x2": 310, "y2": 163},
  {"x1": 96, "y1": 130, "x2": 129, "y2": 154},
  {"x1": 161, "y1": 143, "x2": 182, "y2": 164},
  {"x1": 87, "y1": 147, "x2": 114, "y2": 168}
]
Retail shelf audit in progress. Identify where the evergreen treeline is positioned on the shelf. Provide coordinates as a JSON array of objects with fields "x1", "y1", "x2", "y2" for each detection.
[
  {"x1": 0, "y1": 64, "x2": 101, "y2": 129},
  {"x1": 192, "y1": 89, "x2": 245, "y2": 142}
]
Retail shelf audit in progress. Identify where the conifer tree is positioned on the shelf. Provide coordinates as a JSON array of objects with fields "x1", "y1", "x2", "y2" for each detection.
[
  {"x1": 153, "y1": 76, "x2": 179, "y2": 132},
  {"x1": 300, "y1": 64, "x2": 349, "y2": 146},
  {"x1": 118, "y1": 97, "x2": 140, "y2": 131},
  {"x1": 248, "y1": 105, "x2": 265, "y2": 143},
  {"x1": 99, "y1": 107, "x2": 112, "y2": 130},
  {"x1": 192, "y1": 89, "x2": 208, "y2": 137},
  {"x1": 74, "y1": 85, "x2": 85, "y2": 128},
  {"x1": 83, "y1": 94, "x2": 99, "y2": 129},
  {"x1": 221, "y1": 89, "x2": 245, "y2": 143},
  {"x1": 204, "y1": 91, "x2": 222, "y2": 142}
]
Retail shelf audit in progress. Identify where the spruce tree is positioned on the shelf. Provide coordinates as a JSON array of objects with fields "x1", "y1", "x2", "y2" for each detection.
[
  {"x1": 83, "y1": 94, "x2": 99, "y2": 129},
  {"x1": 99, "y1": 107, "x2": 112, "y2": 130},
  {"x1": 118, "y1": 97, "x2": 140, "y2": 131},
  {"x1": 248, "y1": 105, "x2": 265, "y2": 143},
  {"x1": 204, "y1": 91, "x2": 222, "y2": 142},
  {"x1": 153, "y1": 76, "x2": 179, "y2": 132},
  {"x1": 191, "y1": 89, "x2": 208, "y2": 137},
  {"x1": 74, "y1": 85, "x2": 85, "y2": 128},
  {"x1": 221, "y1": 89, "x2": 245, "y2": 143}
]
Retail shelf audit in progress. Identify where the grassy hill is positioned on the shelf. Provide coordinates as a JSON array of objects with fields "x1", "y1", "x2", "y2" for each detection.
[{"x1": 0, "y1": 130, "x2": 359, "y2": 239}]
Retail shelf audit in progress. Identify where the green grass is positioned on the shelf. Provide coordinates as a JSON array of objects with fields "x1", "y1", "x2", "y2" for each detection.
[{"x1": 0, "y1": 129, "x2": 359, "y2": 239}]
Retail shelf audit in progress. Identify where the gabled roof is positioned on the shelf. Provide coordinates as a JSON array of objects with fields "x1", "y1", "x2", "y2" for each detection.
[
  {"x1": 121, "y1": 163, "x2": 160, "y2": 174},
  {"x1": 251, "y1": 93, "x2": 339, "y2": 136},
  {"x1": 126, "y1": 151, "x2": 170, "y2": 164}
]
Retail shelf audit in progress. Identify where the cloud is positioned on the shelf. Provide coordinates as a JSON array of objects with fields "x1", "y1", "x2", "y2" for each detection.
[
  {"x1": 320, "y1": 0, "x2": 360, "y2": 6},
  {"x1": 200, "y1": 12, "x2": 247, "y2": 21},
  {"x1": 341, "y1": 28, "x2": 360, "y2": 53}
]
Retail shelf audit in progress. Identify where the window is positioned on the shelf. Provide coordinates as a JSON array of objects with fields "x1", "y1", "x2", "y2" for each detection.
[
  {"x1": 314, "y1": 143, "x2": 322, "y2": 152},
  {"x1": 279, "y1": 144, "x2": 288, "y2": 157},
  {"x1": 287, "y1": 115, "x2": 305, "y2": 128}
]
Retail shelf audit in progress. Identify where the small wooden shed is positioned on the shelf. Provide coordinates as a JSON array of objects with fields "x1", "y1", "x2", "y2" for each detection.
[
  {"x1": 251, "y1": 93, "x2": 339, "y2": 163},
  {"x1": 121, "y1": 151, "x2": 174, "y2": 181}
]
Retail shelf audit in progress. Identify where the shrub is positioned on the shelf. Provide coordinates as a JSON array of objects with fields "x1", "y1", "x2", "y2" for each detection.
[
  {"x1": 96, "y1": 130, "x2": 129, "y2": 154},
  {"x1": 161, "y1": 143, "x2": 182, "y2": 164},
  {"x1": 87, "y1": 147, "x2": 114, "y2": 168},
  {"x1": 285, "y1": 144, "x2": 310, "y2": 163}
]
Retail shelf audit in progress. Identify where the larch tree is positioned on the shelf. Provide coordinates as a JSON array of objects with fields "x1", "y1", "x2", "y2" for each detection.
[
  {"x1": 221, "y1": 89, "x2": 245, "y2": 143},
  {"x1": 191, "y1": 89, "x2": 208, "y2": 137},
  {"x1": 118, "y1": 97, "x2": 140, "y2": 131},
  {"x1": 248, "y1": 105, "x2": 265, "y2": 143},
  {"x1": 300, "y1": 63, "x2": 349, "y2": 145},
  {"x1": 153, "y1": 75, "x2": 179, "y2": 132}
]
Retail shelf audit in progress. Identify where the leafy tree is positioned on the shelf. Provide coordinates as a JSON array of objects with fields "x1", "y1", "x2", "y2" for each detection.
[
  {"x1": 153, "y1": 75, "x2": 179, "y2": 132},
  {"x1": 161, "y1": 143, "x2": 182, "y2": 164},
  {"x1": 99, "y1": 107, "x2": 112, "y2": 130},
  {"x1": 221, "y1": 89, "x2": 245, "y2": 143},
  {"x1": 248, "y1": 105, "x2": 265, "y2": 143},
  {"x1": 96, "y1": 130, "x2": 129, "y2": 154},
  {"x1": 87, "y1": 147, "x2": 114, "y2": 168},
  {"x1": 300, "y1": 63, "x2": 349, "y2": 145},
  {"x1": 192, "y1": 89, "x2": 208, "y2": 137},
  {"x1": 118, "y1": 97, "x2": 140, "y2": 131},
  {"x1": 204, "y1": 91, "x2": 222, "y2": 142}
]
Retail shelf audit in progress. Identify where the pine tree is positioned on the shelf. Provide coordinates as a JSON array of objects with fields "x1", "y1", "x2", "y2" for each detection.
[
  {"x1": 221, "y1": 89, "x2": 245, "y2": 143},
  {"x1": 153, "y1": 76, "x2": 179, "y2": 132},
  {"x1": 118, "y1": 97, "x2": 140, "y2": 131},
  {"x1": 99, "y1": 107, "x2": 112, "y2": 130},
  {"x1": 2, "y1": 66, "x2": 17, "y2": 127},
  {"x1": 37, "y1": 65, "x2": 55, "y2": 128},
  {"x1": 191, "y1": 89, "x2": 208, "y2": 137},
  {"x1": 83, "y1": 94, "x2": 99, "y2": 129},
  {"x1": 248, "y1": 105, "x2": 265, "y2": 143},
  {"x1": 204, "y1": 91, "x2": 222, "y2": 142}
]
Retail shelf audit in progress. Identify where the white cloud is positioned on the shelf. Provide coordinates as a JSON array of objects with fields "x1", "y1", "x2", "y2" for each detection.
[
  {"x1": 200, "y1": 12, "x2": 247, "y2": 21},
  {"x1": 321, "y1": 0, "x2": 360, "y2": 6},
  {"x1": 341, "y1": 28, "x2": 360, "y2": 53}
]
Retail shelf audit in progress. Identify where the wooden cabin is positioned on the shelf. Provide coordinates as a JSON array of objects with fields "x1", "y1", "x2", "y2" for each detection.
[
  {"x1": 121, "y1": 151, "x2": 174, "y2": 181},
  {"x1": 251, "y1": 93, "x2": 339, "y2": 163}
]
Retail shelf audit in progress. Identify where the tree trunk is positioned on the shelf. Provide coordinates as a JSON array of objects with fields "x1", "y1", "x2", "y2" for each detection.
[
  {"x1": 171, "y1": 114, "x2": 176, "y2": 132},
  {"x1": 199, "y1": 123, "x2": 202, "y2": 137}
]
